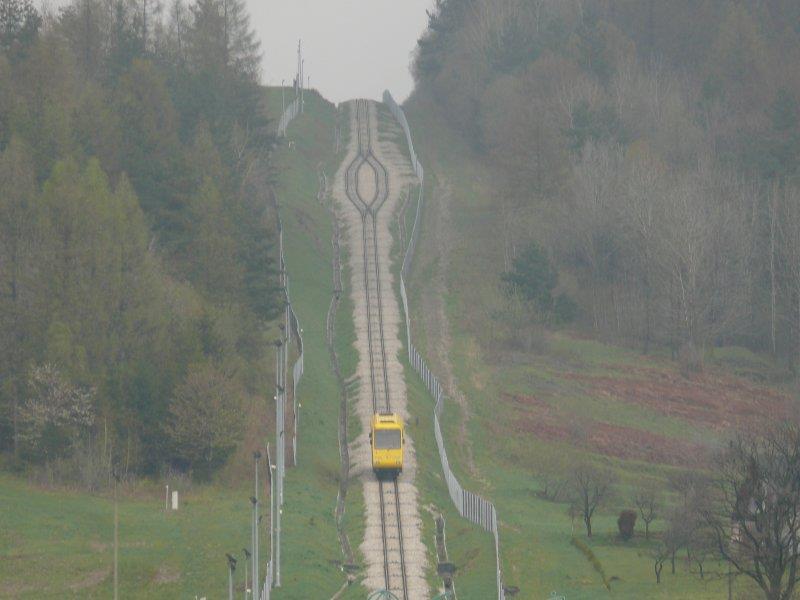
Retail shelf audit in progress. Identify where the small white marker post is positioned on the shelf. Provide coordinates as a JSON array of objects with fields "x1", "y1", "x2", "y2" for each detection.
[{"x1": 171, "y1": 490, "x2": 179, "y2": 510}]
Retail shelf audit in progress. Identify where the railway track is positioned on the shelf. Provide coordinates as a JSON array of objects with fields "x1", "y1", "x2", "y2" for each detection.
[{"x1": 344, "y1": 99, "x2": 409, "y2": 599}]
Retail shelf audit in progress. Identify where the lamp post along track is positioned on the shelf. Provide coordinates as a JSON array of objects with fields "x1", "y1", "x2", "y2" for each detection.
[{"x1": 343, "y1": 99, "x2": 409, "y2": 599}]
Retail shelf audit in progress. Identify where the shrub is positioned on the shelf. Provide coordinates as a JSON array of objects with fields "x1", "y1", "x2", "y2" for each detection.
[
  {"x1": 678, "y1": 342, "x2": 703, "y2": 376},
  {"x1": 618, "y1": 509, "x2": 637, "y2": 540},
  {"x1": 554, "y1": 292, "x2": 578, "y2": 324}
]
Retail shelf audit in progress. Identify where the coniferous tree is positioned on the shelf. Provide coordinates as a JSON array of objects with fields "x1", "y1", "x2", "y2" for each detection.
[
  {"x1": 0, "y1": 0, "x2": 279, "y2": 479},
  {"x1": 0, "y1": 0, "x2": 40, "y2": 60}
]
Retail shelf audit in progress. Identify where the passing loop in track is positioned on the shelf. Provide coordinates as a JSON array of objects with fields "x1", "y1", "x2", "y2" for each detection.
[{"x1": 344, "y1": 100, "x2": 409, "y2": 600}]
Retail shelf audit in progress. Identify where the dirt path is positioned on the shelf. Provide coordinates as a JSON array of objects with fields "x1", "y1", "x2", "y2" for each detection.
[{"x1": 333, "y1": 101, "x2": 428, "y2": 598}]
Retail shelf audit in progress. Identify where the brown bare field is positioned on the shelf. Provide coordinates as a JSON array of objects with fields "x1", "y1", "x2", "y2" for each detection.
[{"x1": 499, "y1": 366, "x2": 796, "y2": 466}]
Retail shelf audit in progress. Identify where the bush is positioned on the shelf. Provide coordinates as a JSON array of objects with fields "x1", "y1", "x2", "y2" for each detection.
[
  {"x1": 618, "y1": 509, "x2": 637, "y2": 540},
  {"x1": 554, "y1": 292, "x2": 578, "y2": 324},
  {"x1": 678, "y1": 342, "x2": 704, "y2": 376}
]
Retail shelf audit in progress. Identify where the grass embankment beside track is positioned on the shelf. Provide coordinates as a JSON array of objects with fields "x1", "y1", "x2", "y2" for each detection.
[
  {"x1": 399, "y1": 93, "x2": 789, "y2": 598},
  {"x1": 376, "y1": 105, "x2": 500, "y2": 598},
  {"x1": 265, "y1": 90, "x2": 368, "y2": 599},
  {"x1": 278, "y1": 97, "x2": 502, "y2": 598}
]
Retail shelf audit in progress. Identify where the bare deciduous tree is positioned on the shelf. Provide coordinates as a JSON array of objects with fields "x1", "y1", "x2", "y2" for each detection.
[
  {"x1": 668, "y1": 469, "x2": 710, "y2": 509},
  {"x1": 654, "y1": 170, "x2": 754, "y2": 356},
  {"x1": 687, "y1": 526, "x2": 717, "y2": 580},
  {"x1": 538, "y1": 471, "x2": 569, "y2": 502},
  {"x1": 778, "y1": 185, "x2": 800, "y2": 371},
  {"x1": 570, "y1": 463, "x2": 616, "y2": 537},
  {"x1": 560, "y1": 142, "x2": 624, "y2": 331},
  {"x1": 633, "y1": 483, "x2": 660, "y2": 539},
  {"x1": 650, "y1": 542, "x2": 669, "y2": 583},
  {"x1": 620, "y1": 148, "x2": 666, "y2": 353},
  {"x1": 702, "y1": 424, "x2": 800, "y2": 600},
  {"x1": 664, "y1": 507, "x2": 695, "y2": 575}
]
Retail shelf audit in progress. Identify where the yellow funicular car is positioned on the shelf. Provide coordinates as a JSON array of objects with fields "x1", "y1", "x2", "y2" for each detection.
[{"x1": 370, "y1": 412, "x2": 404, "y2": 477}]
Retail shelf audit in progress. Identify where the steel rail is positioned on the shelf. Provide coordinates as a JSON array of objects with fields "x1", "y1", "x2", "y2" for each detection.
[{"x1": 342, "y1": 99, "x2": 409, "y2": 599}]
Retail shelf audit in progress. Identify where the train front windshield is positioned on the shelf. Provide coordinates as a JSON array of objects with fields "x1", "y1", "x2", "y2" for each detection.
[{"x1": 375, "y1": 429, "x2": 401, "y2": 449}]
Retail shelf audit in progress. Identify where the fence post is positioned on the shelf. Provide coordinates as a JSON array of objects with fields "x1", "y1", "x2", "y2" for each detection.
[{"x1": 383, "y1": 89, "x2": 505, "y2": 598}]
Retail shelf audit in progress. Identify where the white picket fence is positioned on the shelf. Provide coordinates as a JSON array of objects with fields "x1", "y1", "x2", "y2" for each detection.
[{"x1": 383, "y1": 90, "x2": 506, "y2": 600}]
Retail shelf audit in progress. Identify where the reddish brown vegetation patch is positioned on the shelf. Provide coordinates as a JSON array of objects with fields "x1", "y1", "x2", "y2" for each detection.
[
  {"x1": 502, "y1": 366, "x2": 796, "y2": 466},
  {"x1": 504, "y1": 392, "x2": 705, "y2": 466},
  {"x1": 565, "y1": 368, "x2": 794, "y2": 431}
]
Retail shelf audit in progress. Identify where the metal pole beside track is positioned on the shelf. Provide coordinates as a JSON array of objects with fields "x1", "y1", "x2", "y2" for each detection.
[{"x1": 253, "y1": 451, "x2": 260, "y2": 598}]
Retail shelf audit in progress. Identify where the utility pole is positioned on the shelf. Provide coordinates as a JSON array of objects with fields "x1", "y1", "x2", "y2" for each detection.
[
  {"x1": 242, "y1": 548, "x2": 251, "y2": 599},
  {"x1": 266, "y1": 442, "x2": 274, "y2": 585},
  {"x1": 226, "y1": 554, "x2": 237, "y2": 600},
  {"x1": 296, "y1": 40, "x2": 301, "y2": 99},
  {"x1": 250, "y1": 496, "x2": 257, "y2": 597},
  {"x1": 113, "y1": 468, "x2": 120, "y2": 600},
  {"x1": 281, "y1": 79, "x2": 285, "y2": 116},
  {"x1": 275, "y1": 495, "x2": 281, "y2": 587},
  {"x1": 253, "y1": 451, "x2": 261, "y2": 594}
]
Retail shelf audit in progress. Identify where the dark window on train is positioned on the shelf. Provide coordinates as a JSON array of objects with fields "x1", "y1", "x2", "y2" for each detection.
[{"x1": 375, "y1": 429, "x2": 401, "y2": 449}]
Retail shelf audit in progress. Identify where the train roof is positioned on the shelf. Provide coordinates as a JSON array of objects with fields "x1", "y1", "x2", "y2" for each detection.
[{"x1": 372, "y1": 412, "x2": 402, "y2": 427}]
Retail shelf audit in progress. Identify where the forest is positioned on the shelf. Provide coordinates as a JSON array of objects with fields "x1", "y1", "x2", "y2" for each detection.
[
  {"x1": 0, "y1": 0, "x2": 280, "y2": 482},
  {"x1": 414, "y1": 0, "x2": 800, "y2": 369}
]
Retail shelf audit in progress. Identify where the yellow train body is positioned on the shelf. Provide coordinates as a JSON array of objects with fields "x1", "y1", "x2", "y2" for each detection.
[{"x1": 370, "y1": 412, "x2": 404, "y2": 476}]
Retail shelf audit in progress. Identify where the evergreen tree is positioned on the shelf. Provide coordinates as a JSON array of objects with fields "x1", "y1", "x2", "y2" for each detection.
[
  {"x1": 0, "y1": 137, "x2": 37, "y2": 453},
  {"x1": 187, "y1": 0, "x2": 259, "y2": 80},
  {"x1": 0, "y1": 0, "x2": 279, "y2": 478},
  {"x1": 0, "y1": 0, "x2": 40, "y2": 60}
]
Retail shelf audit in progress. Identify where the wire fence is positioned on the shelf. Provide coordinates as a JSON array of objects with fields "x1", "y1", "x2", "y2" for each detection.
[
  {"x1": 260, "y1": 86, "x2": 306, "y2": 598},
  {"x1": 383, "y1": 90, "x2": 506, "y2": 600},
  {"x1": 277, "y1": 97, "x2": 300, "y2": 137}
]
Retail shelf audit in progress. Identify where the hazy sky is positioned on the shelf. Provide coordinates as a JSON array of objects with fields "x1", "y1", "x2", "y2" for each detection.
[{"x1": 251, "y1": 0, "x2": 433, "y2": 103}]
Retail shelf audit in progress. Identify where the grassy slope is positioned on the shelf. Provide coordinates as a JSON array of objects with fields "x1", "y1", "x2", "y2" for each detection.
[
  {"x1": 0, "y1": 474, "x2": 258, "y2": 598},
  {"x1": 375, "y1": 105, "x2": 499, "y2": 598},
  {"x1": 265, "y1": 91, "x2": 369, "y2": 599},
  {"x1": 400, "y1": 94, "x2": 779, "y2": 599},
  {"x1": 270, "y1": 96, "x2": 504, "y2": 598},
  {"x1": 275, "y1": 96, "x2": 502, "y2": 598}
]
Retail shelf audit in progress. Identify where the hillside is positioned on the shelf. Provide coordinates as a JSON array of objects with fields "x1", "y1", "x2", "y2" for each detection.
[
  {"x1": 414, "y1": 0, "x2": 800, "y2": 366},
  {"x1": 4, "y1": 0, "x2": 800, "y2": 598},
  {"x1": 403, "y1": 94, "x2": 798, "y2": 597},
  {"x1": 402, "y1": 0, "x2": 800, "y2": 597},
  {"x1": 0, "y1": 0, "x2": 281, "y2": 482},
  {"x1": 0, "y1": 0, "x2": 286, "y2": 594},
  {"x1": 263, "y1": 89, "x2": 500, "y2": 599}
]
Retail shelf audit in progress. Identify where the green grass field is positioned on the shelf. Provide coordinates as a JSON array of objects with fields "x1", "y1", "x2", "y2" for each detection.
[
  {"x1": 400, "y1": 92, "x2": 788, "y2": 599},
  {"x1": 0, "y1": 474, "x2": 257, "y2": 598}
]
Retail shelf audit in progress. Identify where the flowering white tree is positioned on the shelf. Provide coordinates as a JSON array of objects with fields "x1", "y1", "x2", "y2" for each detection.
[{"x1": 18, "y1": 363, "x2": 95, "y2": 460}]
